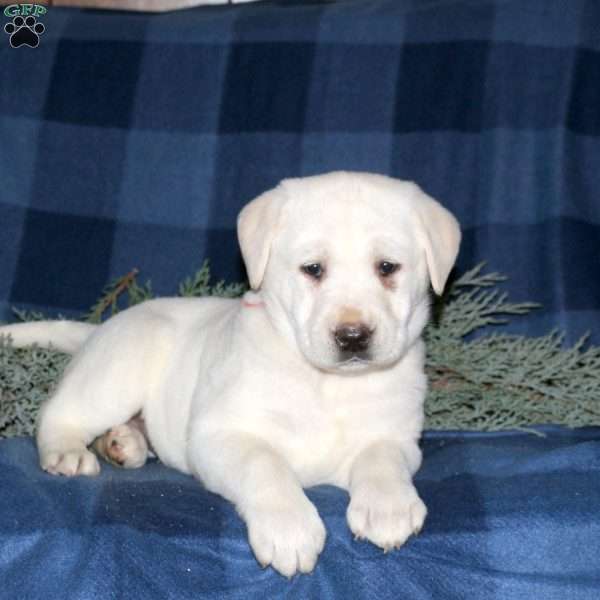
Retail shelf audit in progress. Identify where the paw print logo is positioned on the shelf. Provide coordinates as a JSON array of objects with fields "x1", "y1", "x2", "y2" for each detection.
[{"x1": 4, "y1": 15, "x2": 45, "y2": 48}]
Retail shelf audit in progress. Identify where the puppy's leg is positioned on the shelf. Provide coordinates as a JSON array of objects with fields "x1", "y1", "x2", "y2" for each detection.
[
  {"x1": 346, "y1": 441, "x2": 427, "y2": 551},
  {"x1": 37, "y1": 370, "x2": 145, "y2": 477},
  {"x1": 189, "y1": 432, "x2": 326, "y2": 577},
  {"x1": 92, "y1": 414, "x2": 151, "y2": 469},
  {"x1": 37, "y1": 328, "x2": 166, "y2": 477}
]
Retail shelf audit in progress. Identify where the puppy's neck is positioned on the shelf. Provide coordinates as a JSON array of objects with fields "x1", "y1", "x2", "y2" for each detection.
[{"x1": 246, "y1": 288, "x2": 307, "y2": 363}]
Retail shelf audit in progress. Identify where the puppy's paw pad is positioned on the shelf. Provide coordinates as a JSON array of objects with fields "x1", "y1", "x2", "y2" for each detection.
[
  {"x1": 41, "y1": 448, "x2": 100, "y2": 477},
  {"x1": 245, "y1": 496, "x2": 326, "y2": 577},
  {"x1": 347, "y1": 482, "x2": 426, "y2": 551}
]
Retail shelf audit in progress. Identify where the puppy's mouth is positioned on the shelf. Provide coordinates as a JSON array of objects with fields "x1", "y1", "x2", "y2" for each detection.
[{"x1": 336, "y1": 351, "x2": 372, "y2": 370}]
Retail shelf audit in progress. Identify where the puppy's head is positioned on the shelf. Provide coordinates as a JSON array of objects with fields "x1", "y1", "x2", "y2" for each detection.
[{"x1": 238, "y1": 172, "x2": 460, "y2": 373}]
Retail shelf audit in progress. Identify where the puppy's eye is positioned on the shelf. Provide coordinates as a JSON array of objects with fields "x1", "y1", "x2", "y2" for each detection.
[
  {"x1": 377, "y1": 261, "x2": 400, "y2": 277},
  {"x1": 301, "y1": 263, "x2": 324, "y2": 280}
]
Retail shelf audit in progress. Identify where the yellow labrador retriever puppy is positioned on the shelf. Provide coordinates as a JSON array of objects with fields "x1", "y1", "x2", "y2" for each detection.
[{"x1": 0, "y1": 172, "x2": 460, "y2": 577}]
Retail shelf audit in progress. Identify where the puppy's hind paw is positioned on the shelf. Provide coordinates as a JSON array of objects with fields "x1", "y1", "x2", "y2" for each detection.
[{"x1": 93, "y1": 423, "x2": 149, "y2": 469}]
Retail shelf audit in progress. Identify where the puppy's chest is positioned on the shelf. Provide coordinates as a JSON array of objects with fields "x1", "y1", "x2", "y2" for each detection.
[{"x1": 271, "y1": 380, "x2": 401, "y2": 485}]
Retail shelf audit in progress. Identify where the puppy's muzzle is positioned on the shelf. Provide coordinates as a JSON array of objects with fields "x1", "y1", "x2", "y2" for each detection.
[{"x1": 333, "y1": 323, "x2": 372, "y2": 354}]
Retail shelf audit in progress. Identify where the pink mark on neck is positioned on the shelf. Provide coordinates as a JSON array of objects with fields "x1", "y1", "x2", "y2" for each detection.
[{"x1": 242, "y1": 291, "x2": 264, "y2": 308}]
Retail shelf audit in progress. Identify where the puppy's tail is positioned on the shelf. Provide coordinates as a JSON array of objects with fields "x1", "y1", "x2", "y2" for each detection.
[{"x1": 0, "y1": 321, "x2": 97, "y2": 354}]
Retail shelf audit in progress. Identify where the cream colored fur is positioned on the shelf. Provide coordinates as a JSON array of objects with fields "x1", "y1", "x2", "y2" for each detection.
[{"x1": 0, "y1": 172, "x2": 460, "y2": 577}]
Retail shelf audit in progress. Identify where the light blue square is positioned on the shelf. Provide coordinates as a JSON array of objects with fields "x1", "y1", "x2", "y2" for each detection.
[{"x1": 117, "y1": 130, "x2": 219, "y2": 227}]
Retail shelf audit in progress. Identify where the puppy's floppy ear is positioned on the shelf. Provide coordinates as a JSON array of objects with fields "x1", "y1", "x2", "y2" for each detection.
[
  {"x1": 410, "y1": 186, "x2": 461, "y2": 295},
  {"x1": 237, "y1": 186, "x2": 286, "y2": 290}
]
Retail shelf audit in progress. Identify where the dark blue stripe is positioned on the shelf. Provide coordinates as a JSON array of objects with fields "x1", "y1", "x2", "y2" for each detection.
[
  {"x1": 5, "y1": 207, "x2": 599, "y2": 319},
  {"x1": 0, "y1": 204, "x2": 26, "y2": 302},
  {"x1": 44, "y1": 34, "x2": 144, "y2": 128},
  {"x1": 4, "y1": 39, "x2": 599, "y2": 135},
  {"x1": 10, "y1": 209, "x2": 115, "y2": 311},
  {"x1": 219, "y1": 42, "x2": 316, "y2": 133},
  {"x1": 459, "y1": 218, "x2": 600, "y2": 312},
  {"x1": 567, "y1": 48, "x2": 600, "y2": 135},
  {"x1": 395, "y1": 41, "x2": 490, "y2": 133}
]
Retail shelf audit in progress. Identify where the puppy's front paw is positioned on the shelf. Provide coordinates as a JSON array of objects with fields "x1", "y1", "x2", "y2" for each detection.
[
  {"x1": 347, "y1": 480, "x2": 426, "y2": 552},
  {"x1": 243, "y1": 494, "x2": 326, "y2": 577},
  {"x1": 41, "y1": 447, "x2": 100, "y2": 477}
]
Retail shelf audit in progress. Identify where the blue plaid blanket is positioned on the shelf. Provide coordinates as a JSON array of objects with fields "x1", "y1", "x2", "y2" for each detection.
[
  {"x1": 0, "y1": 0, "x2": 599, "y2": 342},
  {"x1": 1, "y1": 2, "x2": 600, "y2": 598},
  {"x1": 1, "y1": 428, "x2": 599, "y2": 599}
]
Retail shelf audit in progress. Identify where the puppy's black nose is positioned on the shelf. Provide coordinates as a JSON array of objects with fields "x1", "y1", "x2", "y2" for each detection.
[{"x1": 334, "y1": 323, "x2": 372, "y2": 352}]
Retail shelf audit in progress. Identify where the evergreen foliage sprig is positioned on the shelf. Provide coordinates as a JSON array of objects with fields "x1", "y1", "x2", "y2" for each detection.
[
  {"x1": 83, "y1": 260, "x2": 246, "y2": 325},
  {"x1": 178, "y1": 260, "x2": 246, "y2": 298},
  {"x1": 429, "y1": 263, "x2": 541, "y2": 336},
  {"x1": 0, "y1": 343, "x2": 70, "y2": 439},
  {"x1": 424, "y1": 265, "x2": 600, "y2": 430},
  {"x1": 1, "y1": 262, "x2": 598, "y2": 438},
  {"x1": 85, "y1": 268, "x2": 142, "y2": 324}
]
